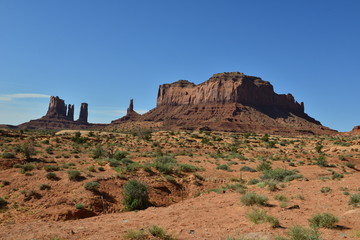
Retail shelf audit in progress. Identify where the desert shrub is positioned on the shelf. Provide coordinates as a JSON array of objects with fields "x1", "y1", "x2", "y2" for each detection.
[
  {"x1": 247, "y1": 209, "x2": 280, "y2": 227},
  {"x1": 178, "y1": 164, "x2": 199, "y2": 172},
  {"x1": 39, "y1": 184, "x2": 51, "y2": 190},
  {"x1": 286, "y1": 225, "x2": 321, "y2": 240},
  {"x1": 261, "y1": 134, "x2": 270, "y2": 142},
  {"x1": 0, "y1": 197, "x2": 8, "y2": 208},
  {"x1": 224, "y1": 183, "x2": 247, "y2": 193},
  {"x1": 114, "y1": 151, "x2": 128, "y2": 160},
  {"x1": 216, "y1": 164, "x2": 231, "y2": 171},
  {"x1": 67, "y1": 170, "x2": 82, "y2": 181},
  {"x1": 241, "y1": 192, "x2": 268, "y2": 206},
  {"x1": 256, "y1": 161, "x2": 272, "y2": 171},
  {"x1": 19, "y1": 141, "x2": 36, "y2": 160},
  {"x1": 265, "y1": 181, "x2": 278, "y2": 192},
  {"x1": 44, "y1": 165, "x2": 60, "y2": 172},
  {"x1": 123, "y1": 229, "x2": 147, "y2": 240},
  {"x1": 123, "y1": 180, "x2": 149, "y2": 210},
  {"x1": 193, "y1": 173, "x2": 205, "y2": 181},
  {"x1": 92, "y1": 145, "x2": 105, "y2": 159},
  {"x1": 247, "y1": 179, "x2": 260, "y2": 185},
  {"x1": 75, "y1": 203, "x2": 85, "y2": 209},
  {"x1": 308, "y1": 213, "x2": 339, "y2": 228},
  {"x1": 148, "y1": 225, "x2": 175, "y2": 240},
  {"x1": 153, "y1": 156, "x2": 177, "y2": 174},
  {"x1": 275, "y1": 194, "x2": 288, "y2": 202},
  {"x1": 320, "y1": 187, "x2": 331, "y2": 193},
  {"x1": 240, "y1": 166, "x2": 257, "y2": 172},
  {"x1": 84, "y1": 181, "x2": 100, "y2": 192},
  {"x1": 72, "y1": 132, "x2": 86, "y2": 144},
  {"x1": 2, "y1": 152, "x2": 15, "y2": 158},
  {"x1": 261, "y1": 168, "x2": 301, "y2": 182},
  {"x1": 45, "y1": 147, "x2": 54, "y2": 154},
  {"x1": 46, "y1": 172, "x2": 58, "y2": 180},
  {"x1": 349, "y1": 193, "x2": 360, "y2": 207}
]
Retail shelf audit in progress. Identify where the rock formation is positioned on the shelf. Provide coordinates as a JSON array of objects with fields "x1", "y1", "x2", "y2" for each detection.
[
  {"x1": 111, "y1": 72, "x2": 335, "y2": 135},
  {"x1": 127, "y1": 99, "x2": 134, "y2": 115},
  {"x1": 45, "y1": 96, "x2": 67, "y2": 119},
  {"x1": 157, "y1": 72, "x2": 305, "y2": 115},
  {"x1": 112, "y1": 99, "x2": 141, "y2": 123},
  {"x1": 18, "y1": 97, "x2": 98, "y2": 129},
  {"x1": 77, "y1": 103, "x2": 88, "y2": 123},
  {"x1": 67, "y1": 104, "x2": 74, "y2": 121}
]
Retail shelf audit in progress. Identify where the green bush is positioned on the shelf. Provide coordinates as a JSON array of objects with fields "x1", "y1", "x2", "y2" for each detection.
[
  {"x1": 320, "y1": 187, "x2": 331, "y2": 193},
  {"x1": 241, "y1": 192, "x2": 268, "y2": 206},
  {"x1": 308, "y1": 213, "x2": 339, "y2": 228},
  {"x1": 123, "y1": 180, "x2": 149, "y2": 210},
  {"x1": 46, "y1": 172, "x2": 58, "y2": 180},
  {"x1": 178, "y1": 163, "x2": 199, "y2": 172},
  {"x1": 0, "y1": 197, "x2": 8, "y2": 208},
  {"x1": 286, "y1": 225, "x2": 321, "y2": 240},
  {"x1": 256, "y1": 162, "x2": 272, "y2": 171},
  {"x1": 247, "y1": 179, "x2": 260, "y2": 185},
  {"x1": 240, "y1": 166, "x2": 257, "y2": 172},
  {"x1": 275, "y1": 194, "x2": 288, "y2": 202},
  {"x1": 123, "y1": 229, "x2": 146, "y2": 240},
  {"x1": 247, "y1": 209, "x2": 280, "y2": 227},
  {"x1": 75, "y1": 203, "x2": 85, "y2": 209},
  {"x1": 84, "y1": 181, "x2": 100, "y2": 192},
  {"x1": 114, "y1": 151, "x2": 128, "y2": 160},
  {"x1": 67, "y1": 170, "x2": 82, "y2": 181},
  {"x1": 349, "y1": 193, "x2": 360, "y2": 207},
  {"x1": 20, "y1": 141, "x2": 36, "y2": 160},
  {"x1": 39, "y1": 184, "x2": 51, "y2": 190},
  {"x1": 44, "y1": 165, "x2": 60, "y2": 172},
  {"x1": 148, "y1": 225, "x2": 175, "y2": 240},
  {"x1": 2, "y1": 152, "x2": 15, "y2": 159},
  {"x1": 216, "y1": 164, "x2": 231, "y2": 171},
  {"x1": 261, "y1": 168, "x2": 301, "y2": 182},
  {"x1": 153, "y1": 156, "x2": 177, "y2": 174}
]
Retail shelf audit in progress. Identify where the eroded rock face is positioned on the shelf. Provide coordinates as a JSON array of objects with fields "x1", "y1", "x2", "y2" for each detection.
[
  {"x1": 18, "y1": 96, "x2": 95, "y2": 129},
  {"x1": 77, "y1": 103, "x2": 88, "y2": 123},
  {"x1": 45, "y1": 96, "x2": 67, "y2": 119},
  {"x1": 157, "y1": 72, "x2": 305, "y2": 115},
  {"x1": 67, "y1": 104, "x2": 74, "y2": 121}
]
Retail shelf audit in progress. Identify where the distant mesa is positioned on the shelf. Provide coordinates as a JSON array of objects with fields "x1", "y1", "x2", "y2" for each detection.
[
  {"x1": 18, "y1": 96, "x2": 101, "y2": 130},
  {"x1": 111, "y1": 72, "x2": 335, "y2": 135},
  {"x1": 9, "y1": 71, "x2": 338, "y2": 134}
]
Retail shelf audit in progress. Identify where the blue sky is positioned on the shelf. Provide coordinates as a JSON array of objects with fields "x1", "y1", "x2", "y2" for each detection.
[{"x1": 0, "y1": 0, "x2": 359, "y2": 132}]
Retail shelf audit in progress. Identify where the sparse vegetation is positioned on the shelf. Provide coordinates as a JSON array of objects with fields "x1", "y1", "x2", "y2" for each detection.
[
  {"x1": 123, "y1": 180, "x2": 149, "y2": 210},
  {"x1": 308, "y1": 213, "x2": 339, "y2": 228},
  {"x1": 241, "y1": 192, "x2": 268, "y2": 206}
]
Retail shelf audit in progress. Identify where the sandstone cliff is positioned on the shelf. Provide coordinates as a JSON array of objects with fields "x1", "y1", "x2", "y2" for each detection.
[
  {"x1": 157, "y1": 72, "x2": 304, "y2": 115},
  {"x1": 123, "y1": 72, "x2": 335, "y2": 134}
]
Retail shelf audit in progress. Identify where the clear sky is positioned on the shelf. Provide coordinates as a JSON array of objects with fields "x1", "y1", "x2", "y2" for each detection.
[{"x1": 0, "y1": 0, "x2": 359, "y2": 132}]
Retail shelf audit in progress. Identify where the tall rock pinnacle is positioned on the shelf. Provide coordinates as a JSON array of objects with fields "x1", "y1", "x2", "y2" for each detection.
[
  {"x1": 67, "y1": 104, "x2": 74, "y2": 121},
  {"x1": 127, "y1": 99, "x2": 134, "y2": 115},
  {"x1": 77, "y1": 103, "x2": 88, "y2": 123}
]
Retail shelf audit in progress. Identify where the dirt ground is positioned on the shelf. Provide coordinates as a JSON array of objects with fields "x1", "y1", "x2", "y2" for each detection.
[{"x1": 0, "y1": 129, "x2": 359, "y2": 240}]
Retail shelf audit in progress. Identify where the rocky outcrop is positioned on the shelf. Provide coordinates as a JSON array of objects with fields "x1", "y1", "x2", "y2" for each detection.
[
  {"x1": 67, "y1": 104, "x2": 74, "y2": 121},
  {"x1": 127, "y1": 99, "x2": 134, "y2": 115},
  {"x1": 77, "y1": 103, "x2": 88, "y2": 123},
  {"x1": 112, "y1": 99, "x2": 141, "y2": 123},
  {"x1": 157, "y1": 72, "x2": 305, "y2": 115},
  {"x1": 18, "y1": 96, "x2": 98, "y2": 130},
  {"x1": 112, "y1": 72, "x2": 335, "y2": 135},
  {"x1": 45, "y1": 96, "x2": 67, "y2": 119}
]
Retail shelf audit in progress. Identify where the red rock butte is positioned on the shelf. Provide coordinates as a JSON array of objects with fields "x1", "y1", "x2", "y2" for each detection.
[{"x1": 112, "y1": 72, "x2": 335, "y2": 134}]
